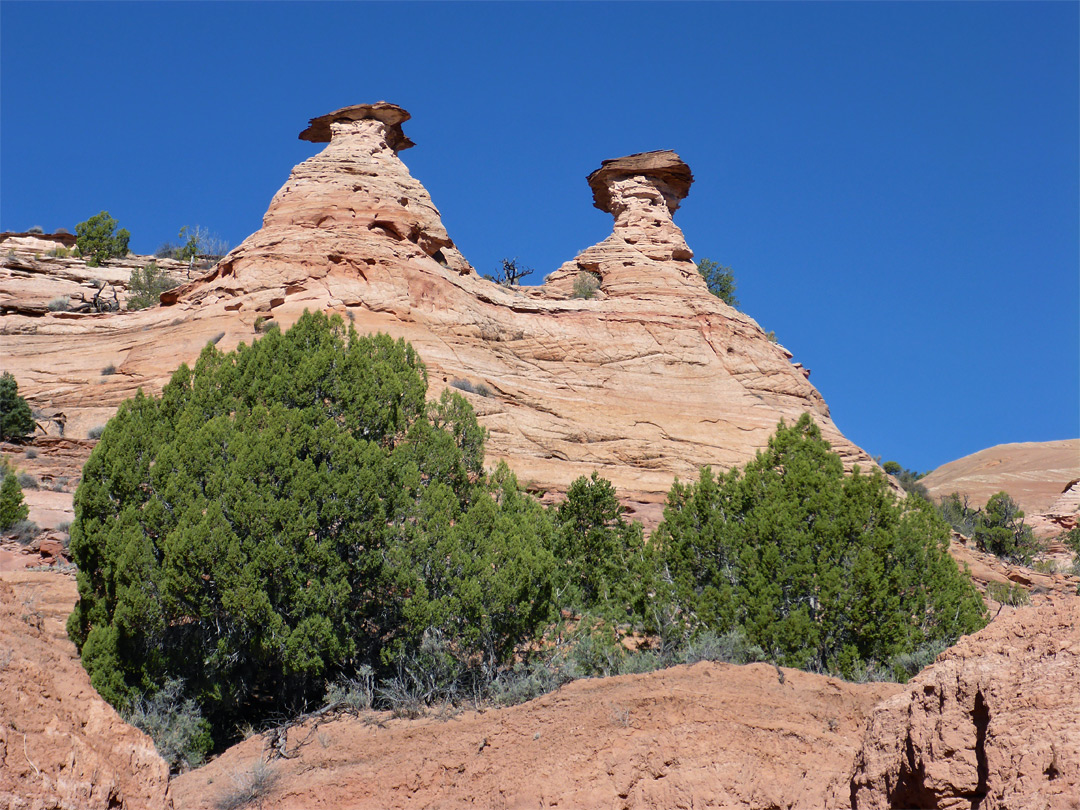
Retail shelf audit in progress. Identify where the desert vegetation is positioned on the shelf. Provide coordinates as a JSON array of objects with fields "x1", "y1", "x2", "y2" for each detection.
[
  {"x1": 0, "y1": 372, "x2": 35, "y2": 441},
  {"x1": 65, "y1": 314, "x2": 989, "y2": 767},
  {"x1": 75, "y1": 211, "x2": 130, "y2": 267},
  {"x1": 696, "y1": 258, "x2": 738, "y2": 308},
  {"x1": 127, "y1": 261, "x2": 181, "y2": 310},
  {"x1": 938, "y1": 490, "x2": 1041, "y2": 564}
]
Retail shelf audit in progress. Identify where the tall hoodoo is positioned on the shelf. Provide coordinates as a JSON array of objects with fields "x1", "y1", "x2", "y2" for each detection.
[{"x1": 170, "y1": 101, "x2": 471, "y2": 307}]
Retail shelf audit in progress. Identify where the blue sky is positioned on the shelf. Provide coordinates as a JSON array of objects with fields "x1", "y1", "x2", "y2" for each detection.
[{"x1": 2, "y1": 1, "x2": 1077, "y2": 474}]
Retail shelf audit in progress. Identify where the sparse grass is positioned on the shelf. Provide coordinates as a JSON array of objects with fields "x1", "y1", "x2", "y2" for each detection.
[
  {"x1": 9, "y1": 520, "x2": 39, "y2": 545},
  {"x1": 987, "y1": 580, "x2": 1030, "y2": 606},
  {"x1": 1033, "y1": 558, "x2": 1059, "y2": 575},
  {"x1": 57, "y1": 521, "x2": 71, "y2": 535},
  {"x1": 571, "y1": 271, "x2": 600, "y2": 300},
  {"x1": 47, "y1": 297, "x2": 71, "y2": 312},
  {"x1": 215, "y1": 760, "x2": 279, "y2": 810},
  {"x1": 46, "y1": 247, "x2": 71, "y2": 258},
  {"x1": 88, "y1": 425, "x2": 106, "y2": 440},
  {"x1": 51, "y1": 476, "x2": 69, "y2": 492},
  {"x1": 450, "y1": 378, "x2": 492, "y2": 397},
  {"x1": 101, "y1": 364, "x2": 117, "y2": 376}
]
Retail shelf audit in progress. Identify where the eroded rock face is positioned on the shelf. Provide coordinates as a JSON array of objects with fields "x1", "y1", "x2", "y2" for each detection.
[
  {"x1": 0, "y1": 572, "x2": 172, "y2": 810},
  {"x1": 1, "y1": 103, "x2": 877, "y2": 525},
  {"x1": 850, "y1": 595, "x2": 1080, "y2": 810}
]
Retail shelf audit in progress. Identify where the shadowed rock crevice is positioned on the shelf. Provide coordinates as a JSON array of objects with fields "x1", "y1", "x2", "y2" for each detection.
[{"x1": 968, "y1": 690, "x2": 990, "y2": 810}]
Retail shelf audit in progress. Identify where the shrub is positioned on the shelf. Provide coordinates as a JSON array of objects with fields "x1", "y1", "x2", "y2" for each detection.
[
  {"x1": 155, "y1": 241, "x2": 182, "y2": 259},
  {"x1": 0, "y1": 472, "x2": 30, "y2": 530},
  {"x1": 474, "y1": 382, "x2": 493, "y2": 398},
  {"x1": 26, "y1": 226, "x2": 44, "y2": 234},
  {"x1": 67, "y1": 312, "x2": 554, "y2": 750},
  {"x1": 75, "y1": 211, "x2": 130, "y2": 267},
  {"x1": 253, "y1": 316, "x2": 273, "y2": 333},
  {"x1": 215, "y1": 760, "x2": 278, "y2": 810},
  {"x1": 696, "y1": 258, "x2": 739, "y2": 308},
  {"x1": 938, "y1": 492, "x2": 981, "y2": 537},
  {"x1": 101, "y1": 364, "x2": 116, "y2": 376},
  {"x1": 881, "y1": 460, "x2": 930, "y2": 500},
  {"x1": 128, "y1": 261, "x2": 180, "y2": 310},
  {"x1": 47, "y1": 247, "x2": 71, "y2": 258},
  {"x1": 47, "y1": 297, "x2": 71, "y2": 312},
  {"x1": 55, "y1": 227, "x2": 70, "y2": 235},
  {"x1": 450, "y1": 378, "x2": 475, "y2": 394},
  {"x1": 0, "y1": 372, "x2": 35, "y2": 441},
  {"x1": 178, "y1": 225, "x2": 230, "y2": 262},
  {"x1": 9, "y1": 520, "x2": 38, "y2": 545},
  {"x1": 675, "y1": 629, "x2": 766, "y2": 666},
  {"x1": 24, "y1": 449, "x2": 37, "y2": 460},
  {"x1": 484, "y1": 257, "x2": 534, "y2": 287},
  {"x1": 571, "y1": 272, "x2": 600, "y2": 300},
  {"x1": 986, "y1": 580, "x2": 1030, "y2": 606},
  {"x1": 974, "y1": 492, "x2": 1041, "y2": 565},
  {"x1": 87, "y1": 425, "x2": 106, "y2": 440},
  {"x1": 17, "y1": 472, "x2": 39, "y2": 490},
  {"x1": 124, "y1": 678, "x2": 212, "y2": 772},
  {"x1": 551, "y1": 472, "x2": 654, "y2": 624},
  {"x1": 654, "y1": 414, "x2": 987, "y2": 678}
]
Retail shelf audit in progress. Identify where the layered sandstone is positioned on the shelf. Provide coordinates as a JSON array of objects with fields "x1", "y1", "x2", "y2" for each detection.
[
  {"x1": 0, "y1": 572, "x2": 172, "y2": 809},
  {"x1": 1, "y1": 102, "x2": 875, "y2": 524},
  {"x1": 850, "y1": 595, "x2": 1080, "y2": 810}
]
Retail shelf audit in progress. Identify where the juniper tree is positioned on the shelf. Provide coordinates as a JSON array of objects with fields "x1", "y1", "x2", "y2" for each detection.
[
  {"x1": 654, "y1": 414, "x2": 986, "y2": 679},
  {"x1": 67, "y1": 311, "x2": 556, "y2": 750}
]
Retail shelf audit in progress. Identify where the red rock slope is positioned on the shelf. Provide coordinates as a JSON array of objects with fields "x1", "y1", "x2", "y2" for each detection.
[
  {"x1": 171, "y1": 661, "x2": 900, "y2": 810},
  {"x1": 0, "y1": 571, "x2": 172, "y2": 810},
  {"x1": 851, "y1": 594, "x2": 1080, "y2": 810},
  {"x1": 2, "y1": 101, "x2": 875, "y2": 524}
]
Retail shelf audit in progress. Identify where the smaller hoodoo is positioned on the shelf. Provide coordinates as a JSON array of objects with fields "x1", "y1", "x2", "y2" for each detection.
[{"x1": 543, "y1": 150, "x2": 709, "y2": 299}]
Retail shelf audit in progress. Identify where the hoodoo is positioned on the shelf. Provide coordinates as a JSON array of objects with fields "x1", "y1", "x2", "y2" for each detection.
[{"x1": 2, "y1": 102, "x2": 877, "y2": 524}]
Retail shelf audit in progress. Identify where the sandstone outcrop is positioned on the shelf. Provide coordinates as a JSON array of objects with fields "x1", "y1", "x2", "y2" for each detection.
[
  {"x1": 850, "y1": 595, "x2": 1080, "y2": 810},
  {"x1": 921, "y1": 440, "x2": 1080, "y2": 515},
  {"x1": 1, "y1": 102, "x2": 876, "y2": 525},
  {"x1": 0, "y1": 571, "x2": 172, "y2": 809},
  {"x1": 171, "y1": 660, "x2": 901, "y2": 810}
]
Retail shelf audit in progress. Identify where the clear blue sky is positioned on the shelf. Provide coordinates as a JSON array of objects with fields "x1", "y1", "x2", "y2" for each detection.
[{"x1": 3, "y1": 1, "x2": 1077, "y2": 474}]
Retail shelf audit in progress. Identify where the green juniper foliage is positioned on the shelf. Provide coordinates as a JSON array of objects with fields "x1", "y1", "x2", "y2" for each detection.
[
  {"x1": 67, "y1": 311, "x2": 555, "y2": 752},
  {"x1": 973, "y1": 491, "x2": 1041, "y2": 565},
  {"x1": 127, "y1": 261, "x2": 180, "y2": 310},
  {"x1": 653, "y1": 414, "x2": 986, "y2": 679},
  {"x1": 696, "y1": 258, "x2": 739, "y2": 309},
  {"x1": 75, "y1": 211, "x2": 130, "y2": 267},
  {"x1": 0, "y1": 464, "x2": 30, "y2": 530},
  {"x1": 0, "y1": 372, "x2": 35, "y2": 442}
]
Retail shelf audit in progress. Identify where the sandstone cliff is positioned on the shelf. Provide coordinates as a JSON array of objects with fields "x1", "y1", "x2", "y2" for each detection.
[{"x1": 1, "y1": 101, "x2": 876, "y2": 526}]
